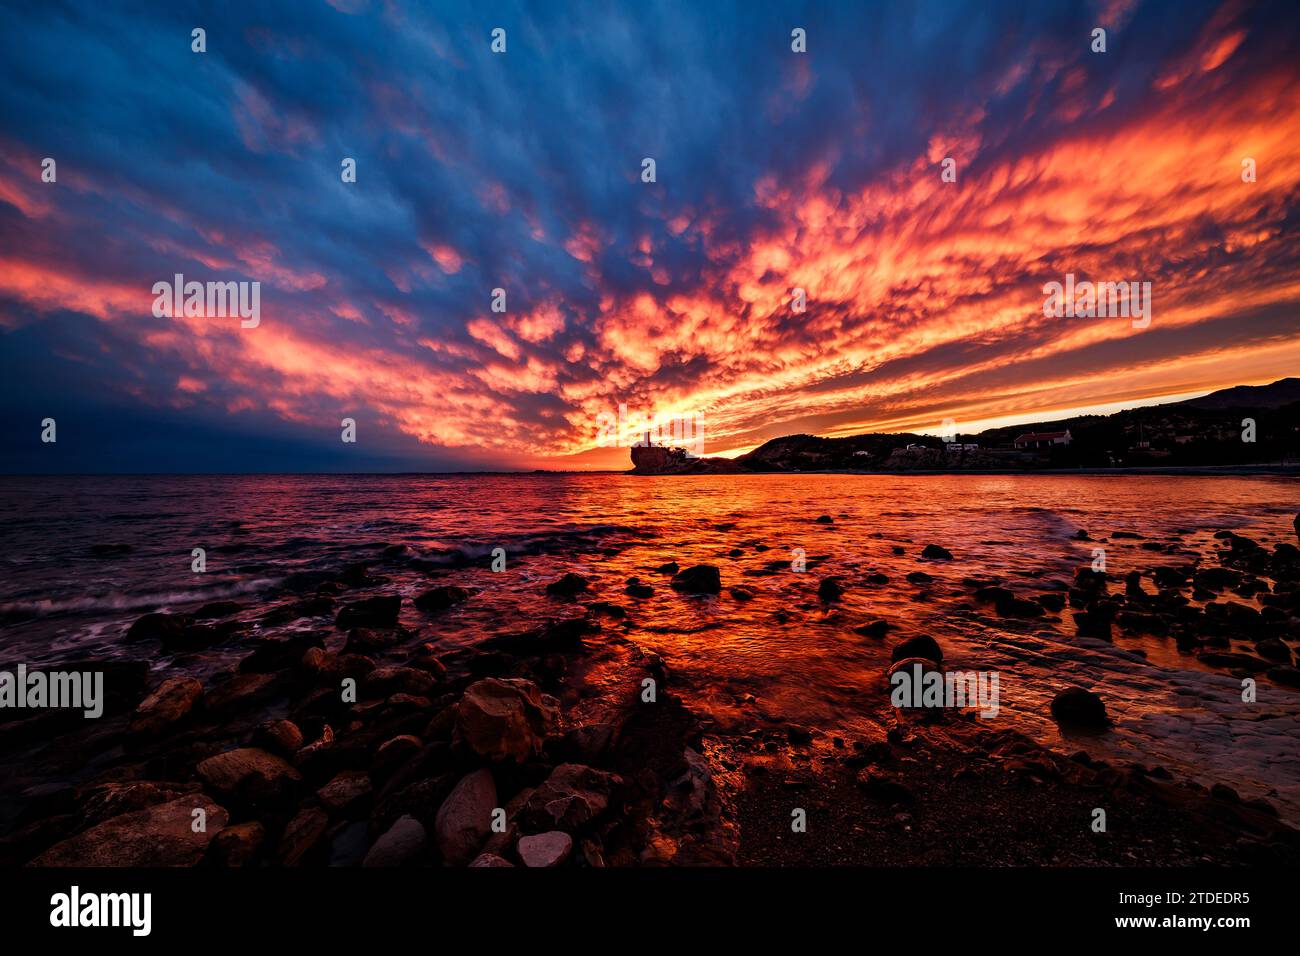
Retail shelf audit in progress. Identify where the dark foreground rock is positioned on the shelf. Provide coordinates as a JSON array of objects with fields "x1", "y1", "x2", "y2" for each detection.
[{"x1": 1050, "y1": 687, "x2": 1111, "y2": 729}]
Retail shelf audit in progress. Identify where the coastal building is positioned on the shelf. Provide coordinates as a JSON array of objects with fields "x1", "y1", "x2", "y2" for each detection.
[{"x1": 1013, "y1": 429, "x2": 1072, "y2": 450}]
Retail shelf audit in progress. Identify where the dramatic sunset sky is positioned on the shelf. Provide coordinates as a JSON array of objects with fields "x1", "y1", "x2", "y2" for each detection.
[{"x1": 1, "y1": 0, "x2": 1298, "y2": 471}]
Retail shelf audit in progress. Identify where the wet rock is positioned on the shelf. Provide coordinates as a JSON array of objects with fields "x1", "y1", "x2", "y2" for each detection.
[
  {"x1": 341, "y1": 627, "x2": 402, "y2": 655},
  {"x1": 276, "y1": 808, "x2": 331, "y2": 866},
  {"x1": 1196, "y1": 652, "x2": 1271, "y2": 673},
  {"x1": 729, "y1": 585, "x2": 757, "y2": 601},
  {"x1": 129, "y1": 677, "x2": 203, "y2": 738},
  {"x1": 335, "y1": 596, "x2": 401, "y2": 629},
  {"x1": 853, "y1": 619, "x2": 890, "y2": 638},
  {"x1": 786, "y1": 725, "x2": 814, "y2": 745},
  {"x1": 906, "y1": 571, "x2": 933, "y2": 585},
  {"x1": 545, "y1": 573, "x2": 591, "y2": 598},
  {"x1": 239, "y1": 633, "x2": 325, "y2": 673},
  {"x1": 1036, "y1": 592, "x2": 1067, "y2": 612},
  {"x1": 207, "y1": 821, "x2": 265, "y2": 867},
  {"x1": 1049, "y1": 687, "x2": 1110, "y2": 729},
  {"x1": 363, "y1": 814, "x2": 427, "y2": 867},
  {"x1": 196, "y1": 748, "x2": 302, "y2": 808},
  {"x1": 205, "y1": 673, "x2": 281, "y2": 716},
  {"x1": 318, "y1": 770, "x2": 373, "y2": 816},
  {"x1": 856, "y1": 768, "x2": 915, "y2": 805},
  {"x1": 817, "y1": 577, "x2": 845, "y2": 601},
  {"x1": 670, "y1": 565, "x2": 722, "y2": 594},
  {"x1": 373, "y1": 734, "x2": 423, "y2": 775},
  {"x1": 1073, "y1": 611, "x2": 1113, "y2": 640},
  {"x1": 362, "y1": 666, "x2": 437, "y2": 699},
  {"x1": 866, "y1": 572, "x2": 890, "y2": 584},
  {"x1": 469, "y1": 852, "x2": 514, "y2": 867},
  {"x1": 921, "y1": 544, "x2": 953, "y2": 560},
  {"x1": 253, "y1": 719, "x2": 303, "y2": 758},
  {"x1": 125, "y1": 611, "x2": 192, "y2": 642},
  {"x1": 889, "y1": 635, "x2": 943, "y2": 665},
  {"x1": 518, "y1": 831, "x2": 572, "y2": 867},
  {"x1": 625, "y1": 581, "x2": 654, "y2": 599},
  {"x1": 435, "y1": 768, "x2": 497, "y2": 865},
  {"x1": 656, "y1": 562, "x2": 680, "y2": 574},
  {"x1": 454, "y1": 678, "x2": 556, "y2": 762},
  {"x1": 815, "y1": 515, "x2": 834, "y2": 524},
  {"x1": 1266, "y1": 665, "x2": 1300, "y2": 688},
  {"x1": 520, "y1": 764, "x2": 621, "y2": 832},
  {"x1": 1194, "y1": 567, "x2": 1243, "y2": 592},
  {"x1": 1255, "y1": 638, "x2": 1291, "y2": 663},
  {"x1": 33, "y1": 795, "x2": 227, "y2": 867},
  {"x1": 414, "y1": 585, "x2": 470, "y2": 613},
  {"x1": 260, "y1": 596, "x2": 334, "y2": 626}
]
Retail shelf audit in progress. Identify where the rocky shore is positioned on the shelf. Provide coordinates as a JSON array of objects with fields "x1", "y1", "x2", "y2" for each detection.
[{"x1": 2, "y1": 513, "x2": 1298, "y2": 867}]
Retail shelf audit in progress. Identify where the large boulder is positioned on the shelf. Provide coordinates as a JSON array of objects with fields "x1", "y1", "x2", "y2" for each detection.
[
  {"x1": 129, "y1": 677, "x2": 203, "y2": 738},
  {"x1": 670, "y1": 565, "x2": 721, "y2": 594},
  {"x1": 1049, "y1": 687, "x2": 1111, "y2": 729},
  {"x1": 517, "y1": 831, "x2": 572, "y2": 868},
  {"x1": 889, "y1": 636, "x2": 944, "y2": 665},
  {"x1": 414, "y1": 585, "x2": 470, "y2": 613},
  {"x1": 520, "y1": 763, "x2": 621, "y2": 831},
  {"x1": 335, "y1": 596, "x2": 401, "y2": 629},
  {"x1": 454, "y1": 678, "x2": 556, "y2": 761},
  {"x1": 363, "y1": 814, "x2": 427, "y2": 867},
  {"x1": 196, "y1": 748, "x2": 302, "y2": 808},
  {"x1": 33, "y1": 795, "x2": 228, "y2": 866},
  {"x1": 434, "y1": 769, "x2": 497, "y2": 865}
]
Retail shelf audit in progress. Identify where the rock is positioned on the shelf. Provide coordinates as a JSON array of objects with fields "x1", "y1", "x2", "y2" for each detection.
[
  {"x1": 335, "y1": 595, "x2": 401, "y2": 629},
  {"x1": 204, "y1": 672, "x2": 280, "y2": 715},
  {"x1": 342, "y1": 627, "x2": 401, "y2": 655},
  {"x1": 414, "y1": 585, "x2": 470, "y2": 613},
  {"x1": 545, "y1": 573, "x2": 591, "y2": 598},
  {"x1": 520, "y1": 764, "x2": 621, "y2": 831},
  {"x1": 454, "y1": 678, "x2": 556, "y2": 761},
  {"x1": 239, "y1": 633, "x2": 325, "y2": 673},
  {"x1": 889, "y1": 636, "x2": 943, "y2": 665},
  {"x1": 363, "y1": 814, "x2": 427, "y2": 867},
  {"x1": 1256, "y1": 638, "x2": 1291, "y2": 663},
  {"x1": 207, "y1": 821, "x2": 265, "y2": 867},
  {"x1": 1266, "y1": 665, "x2": 1300, "y2": 688},
  {"x1": 670, "y1": 565, "x2": 722, "y2": 594},
  {"x1": 815, "y1": 515, "x2": 834, "y2": 524},
  {"x1": 729, "y1": 585, "x2": 757, "y2": 601},
  {"x1": 656, "y1": 562, "x2": 680, "y2": 574},
  {"x1": 469, "y1": 852, "x2": 514, "y2": 867},
  {"x1": 124, "y1": 611, "x2": 191, "y2": 642},
  {"x1": 853, "y1": 620, "x2": 890, "y2": 638},
  {"x1": 373, "y1": 734, "x2": 423, "y2": 775},
  {"x1": 435, "y1": 768, "x2": 497, "y2": 865},
  {"x1": 817, "y1": 577, "x2": 845, "y2": 601},
  {"x1": 1049, "y1": 687, "x2": 1110, "y2": 729},
  {"x1": 921, "y1": 544, "x2": 953, "y2": 560},
  {"x1": 255, "y1": 719, "x2": 305, "y2": 759},
  {"x1": 856, "y1": 768, "x2": 915, "y2": 805},
  {"x1": 129, "y1": 677, "x2": 203, "y2": 738},
  {"x1": 1293, "y1": 512, "x2": 1299, "y2": 541},
  {"x1": 906, "y1": 571, "x2": 933, "y2": 585},
  {"x1": 277, "y1": 807, "x2": 330, "y2": 866},
  {"x1": 1196, "y1": 652, "x2": 1271, "y2": 673},
  {"x1": 33, "y1": 796, "x2": 228, "y2": 866},
  {"x1": 362, "y1": 665, "x2": 437, "y2": 699},
  {"x1": 196, "y1": 748, "x2": 302, "y2": 808},
  {"x1": 625, "y1": 582, "x2": 654, "y2": 599},
  {"x1": 318, "y1": 770, "x2": 373, "y2": 816},
  {"x1": 517, "y1": 831, "x2": 572, "y2": 867}
]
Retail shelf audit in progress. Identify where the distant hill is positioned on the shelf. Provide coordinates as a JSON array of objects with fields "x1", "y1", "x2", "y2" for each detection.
[
  {"x1": 1177, "y1": 378, "x2": 1300, "y2": 410},
  {"x1": 628, "y1": 378, "x2": 1300, "y2": 473}
]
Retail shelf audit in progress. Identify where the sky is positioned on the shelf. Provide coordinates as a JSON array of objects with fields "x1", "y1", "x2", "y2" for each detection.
[{"x1": 1, "y1": 0, "x2": 1298, "y2": 472}]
